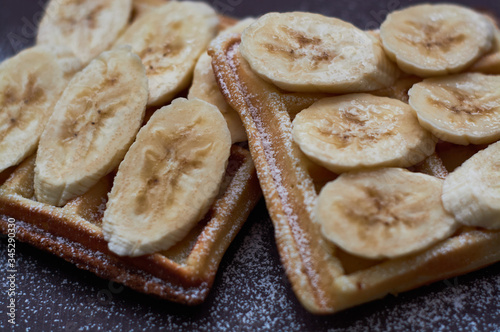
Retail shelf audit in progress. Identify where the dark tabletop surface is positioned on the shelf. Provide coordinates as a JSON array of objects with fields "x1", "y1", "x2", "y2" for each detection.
[{"x1": 1, "y1": 0, "x2": 500, "y2": 331}]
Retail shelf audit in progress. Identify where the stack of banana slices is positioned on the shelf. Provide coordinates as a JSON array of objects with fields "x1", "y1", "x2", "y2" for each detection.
[
  {"x1": 0, "y1": 0, "x2": 263, "y2": 303},
  {"x1": 210, "y1": 2, "x2": 500, "y2": 313}
]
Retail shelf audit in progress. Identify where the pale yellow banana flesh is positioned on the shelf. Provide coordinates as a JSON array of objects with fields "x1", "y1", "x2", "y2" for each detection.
[
  {"x1": 380, "y1": 4, "x2": 495, "y2": 77},
  {"x1": 0, "y1": 46, "x2": 69, "y2": 173},
  {"x1": 37, "y1": 0, "x2": 132, "y2": 64},
  {"x1": 442, "y1": 141, "x2": 500, "y2": 229},
  {"x1": 34, "y1": 47, "x2": 149, "y2": 207},
  {"x1": 188, "y1": 53, "x2": 246, "y2": 143},
  {"x1": 292, "y1": 93, "x2": 437, "y2": 173},
  {"x1": 240, "y1": 12, "x2": 399, "y2": 93},
  {"x1": 102, "y1": 98, "x2": 231, "y2": 257},
  {"x1": 315, "y1": 168, "x2": 457, "y2": 260},
  {"x1": 114, "y1": 1, "x2": 218, "y2": 106},
  {"x1": 188, "y1": 19, "x2": 255, "y2": 143},
  {"x1": 409, "y1": 73, "x2": 500, "y2": 145}
]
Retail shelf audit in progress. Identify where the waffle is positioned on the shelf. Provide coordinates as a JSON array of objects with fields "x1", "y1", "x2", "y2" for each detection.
[
  {"x1": 0, "y1": 144, "x2": 261, "y2": 304},
  {"x1": 209, "y1": 33, "x2": 500, "y2": 314}
]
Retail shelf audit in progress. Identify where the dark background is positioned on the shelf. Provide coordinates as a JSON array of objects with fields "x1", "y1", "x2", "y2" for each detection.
[{"x1": 1, "y1": 0, "x2": 500, "y2": 330}]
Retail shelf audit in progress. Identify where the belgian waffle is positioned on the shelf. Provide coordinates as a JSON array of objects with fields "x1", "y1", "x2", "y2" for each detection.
[
  {"x1": 0, "y1": 0, "x2": 264, "y2": 305},
  {"x1": 0, "y1": 144, "x2": 261, "y2": 304},
  {"x1": 209, "y1": 33, "x2": 500, "y2": 314}
]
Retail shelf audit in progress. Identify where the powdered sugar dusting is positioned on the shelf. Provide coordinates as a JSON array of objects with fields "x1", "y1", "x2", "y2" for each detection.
[
  {"x1": 3, "y1": 212, "x2": 499, "y2": 330},
  {"x1": 223, "y1": 41, "x2": 335, "y2": 306}
]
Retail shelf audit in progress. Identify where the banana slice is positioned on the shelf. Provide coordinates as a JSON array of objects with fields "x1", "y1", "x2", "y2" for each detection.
[
  {"x1": 102, "y1": 98, "x2": 231, "y2": 257},
  {"x1": 442, "y1": 141, "x2": 500, "y2": 229},
  {"x1": 408, "y1": 73, "x2": 500, "y2": 145},
  {"x1": 315, "y1": 168, "x2": 457, "y2": 259},
  {"x1": 34, "y1": 47, "x2": 148, "y2": 206},
  {"x1": 0, "y1": 46, "x2": 70, "y2": 173},
  {"x1": 380, "y1": 4, "x2": 495, "y2": 77},
  {"x1": 292, "y1": 94, "x2": 436, "y2": 173},
  {"x1": 114, "y1": 1, "x2": 218, "y2": 106},
  {"x1": 188, "y1": 52, "x2": 246, "y2": 143},
  {"x1": 37, "y1": 0, "x2": 132, "y2": 64},
  {"x1": 188, "y1": 19, "x2": 255, "y2": 143},
  {"x1": 240, "y1": 12, "x2": 399, "y2": 93}
]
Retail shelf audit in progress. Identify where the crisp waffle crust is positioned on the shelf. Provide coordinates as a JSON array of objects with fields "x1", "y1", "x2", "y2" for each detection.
[{"x1": 0, "y1": 145, "x2": 261, "y2": 304}]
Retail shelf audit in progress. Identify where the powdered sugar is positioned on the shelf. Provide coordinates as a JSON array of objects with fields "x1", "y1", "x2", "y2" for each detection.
[{"x1": 2, "y1": 211, "x2": 499, "y2": 330}]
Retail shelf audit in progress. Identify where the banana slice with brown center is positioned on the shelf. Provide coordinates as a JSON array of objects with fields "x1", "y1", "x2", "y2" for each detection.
[
  {"x1": 409, "y1": 73, "x2": 500, "y2": 145},
  {"x1": 114, "y1": 1, "x2": 218, "y2": 106},
  {"x1": 37, "y1": 0, "x2": 132, "y2": 64},
  {"x1": 315, "y1": 168, "x2": 457, "y2": 260},
  {"x1": 240, "y1": 12, "x2": 399, "y2": 93},
  {"x1": 34, "y1": 47, "x2": 148, "y2": 206},
  {"x1": 0, "y1": 46, "x2": 74, "y2": 173},
  {"x1": 292, "y1": 93, "x2": 437, "y2": 173},
  {"x1": 102, "y1": 98, "x2": 231, "y2": 257},
  {"x1": 380, "y1": 4, "x2": 495, "y2": 77}
]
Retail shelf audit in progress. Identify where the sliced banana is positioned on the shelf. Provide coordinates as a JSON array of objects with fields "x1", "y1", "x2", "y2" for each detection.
[
  {"x1": 292, "y1": 94, "x2": 436, "y2": 173},
  {"x1": 0, "y1": 46, "x2": 71, "y2": 173},
  {"x1": 315, "y1": 168, "x2": 457, "y2": 260},
  {"x1": 380, "y1": 4, "x2": 495, "y2": 77},
  {"x1": 442, "y1": 141, "x2": 500, "y2": 229},
  {"x1": 188, "y1": 52, "x2": 246, "y2": 143},
  {"x1": 408, "y1": 73, "x2": 500, "y2": 145},
  {"x1": 37, "y1": 0, "x2": 132, "y2": 64},
  {"x1": 188, "y1": 19, "x2": 255, "y2": 143},
  {"x1": 240, "y1": 12, "x2": 399, "y2": 93},
  {"x1": 114, "y1": 1, "x2": 218, "y2": 106},
  {"x1": 34, "y1": 47, "x2": 148, "y2": 206},
  {"x1": 102, "y1": 98, "x2": 231, "y2": 257}
]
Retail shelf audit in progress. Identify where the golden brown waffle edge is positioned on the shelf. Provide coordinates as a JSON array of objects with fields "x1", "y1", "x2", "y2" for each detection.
[{"x1": 0, "y1": 144, "x2": 261, "y2": 305}]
